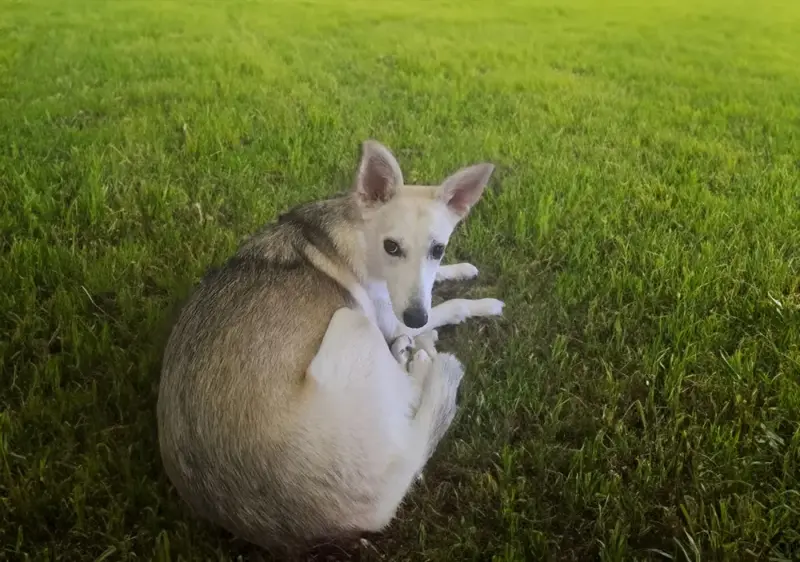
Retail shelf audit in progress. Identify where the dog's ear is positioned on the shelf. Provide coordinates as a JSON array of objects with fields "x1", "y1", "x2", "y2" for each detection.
[
  {"x1": 438, "y1": 163, "x2": 495, "y2": 217},
  {"x1": 354, "y1": 140, "x2": 403, "y2": 205}
]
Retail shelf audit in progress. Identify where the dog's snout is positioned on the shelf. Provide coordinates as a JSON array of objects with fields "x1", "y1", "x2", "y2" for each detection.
[{"x1": 402, "y1": 306, "x2": 428, "y2": 329}]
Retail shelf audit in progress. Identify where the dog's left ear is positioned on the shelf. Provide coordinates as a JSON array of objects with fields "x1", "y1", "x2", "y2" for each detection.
[
  {"x1": 438, "y1": 163, "x2": 495, "y2": 218},
  {"x1": 354, "y1": 140, "x2": 404, "y2": 206}
]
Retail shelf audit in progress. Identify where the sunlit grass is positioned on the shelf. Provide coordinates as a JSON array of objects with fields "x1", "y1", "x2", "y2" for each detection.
[{"x1": 1, "y1": 0, "x2": 799, "y2": 559}]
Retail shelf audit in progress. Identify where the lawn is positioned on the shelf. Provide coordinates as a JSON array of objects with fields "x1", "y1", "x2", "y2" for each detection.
[{"x1": 1, "y1": 0, "x2": 799, "y2": 559}]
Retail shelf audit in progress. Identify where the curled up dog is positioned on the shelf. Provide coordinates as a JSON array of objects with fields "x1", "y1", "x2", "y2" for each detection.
[{"x1": 156, "y1": 140, "x2": 504, "y2": 552}]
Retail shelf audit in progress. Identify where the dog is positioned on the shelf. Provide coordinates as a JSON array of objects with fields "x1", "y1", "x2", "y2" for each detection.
[{"x1": 157, "y1": 140, "x2": 504, "y2": 552}]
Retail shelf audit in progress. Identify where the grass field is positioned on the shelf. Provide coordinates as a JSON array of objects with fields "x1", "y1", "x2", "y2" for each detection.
[{"x1": 2, "y1": 0, "x2": 800, "y2": 559}]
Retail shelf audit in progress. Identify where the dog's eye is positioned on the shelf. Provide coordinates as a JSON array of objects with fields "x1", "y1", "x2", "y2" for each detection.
[
  {"x1": 383, "y1": 239, "x2": 402, "y2": 257},
  {"x1": 430, "y1": 243, "x2": 445, "y2": 260}
]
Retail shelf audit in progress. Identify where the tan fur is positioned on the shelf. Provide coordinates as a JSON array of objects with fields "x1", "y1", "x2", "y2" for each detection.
[{"x1": 157, "y1": 140, "x2": 503, "y2": 552}]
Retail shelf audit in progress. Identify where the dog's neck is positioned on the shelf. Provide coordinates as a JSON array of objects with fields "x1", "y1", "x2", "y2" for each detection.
[
  {"x1": 297, "y1": 193, "x2": 375, "y2": 284},
  {"x1": 328, "y1": 221, "x2": 369, "y2": 283},
  {"x1": 316, "y1": 199, "x2": 379, "y2": 320},
  {"x1": 276, "y1": 193, "x2": 381, "y2": 312}
]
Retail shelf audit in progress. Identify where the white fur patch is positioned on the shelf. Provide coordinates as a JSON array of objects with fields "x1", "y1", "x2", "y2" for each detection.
[{"x1": 436, "y1": 263, "x2": 479, "y2": 282}]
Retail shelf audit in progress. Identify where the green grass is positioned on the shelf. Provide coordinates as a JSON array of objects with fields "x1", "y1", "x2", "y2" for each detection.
[{"x1": 2, "y1": 0, "x2": 800, "y2": 559}]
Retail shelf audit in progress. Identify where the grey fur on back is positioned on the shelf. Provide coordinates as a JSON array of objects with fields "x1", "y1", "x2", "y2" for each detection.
[{"x1": 157, "y1": 194, "x2": 360, "y2": 548}]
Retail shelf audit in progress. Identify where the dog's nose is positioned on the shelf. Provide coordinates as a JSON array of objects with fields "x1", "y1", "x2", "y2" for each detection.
[{"x1": 402, "y1": 307, "x2": 428, "y2": 329}]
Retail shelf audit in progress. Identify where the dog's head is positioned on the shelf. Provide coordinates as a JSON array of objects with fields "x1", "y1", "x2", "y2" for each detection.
[{"x1": 353, "y1": 140, "x2": 494, "y2": 329}]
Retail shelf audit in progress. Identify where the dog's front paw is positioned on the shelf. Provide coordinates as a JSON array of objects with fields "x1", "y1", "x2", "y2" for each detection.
[
  {"x1": 436, "y1": 263, "x2": 479, "y2": 283},
  {"x1": 450, "y1": 263, "x2": 479, "y2": 280},
  {"x1": 473, "y1": 298, "x2": 504, "y2": 317}
]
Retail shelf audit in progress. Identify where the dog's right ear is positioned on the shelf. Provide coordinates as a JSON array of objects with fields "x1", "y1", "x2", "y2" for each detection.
[{"x1": 354, "y1": 140, "x2": 403, "y2": 206}]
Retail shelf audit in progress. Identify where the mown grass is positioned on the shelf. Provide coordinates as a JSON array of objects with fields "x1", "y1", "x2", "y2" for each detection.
[{"x1": 1, "y1": 0, "x2": 800, "y2": 560}]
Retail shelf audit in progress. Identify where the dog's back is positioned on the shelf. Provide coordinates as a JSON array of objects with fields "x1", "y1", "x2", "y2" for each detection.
[{"x1": 158, "y1": 200, "x2": 360, "y2": 546}]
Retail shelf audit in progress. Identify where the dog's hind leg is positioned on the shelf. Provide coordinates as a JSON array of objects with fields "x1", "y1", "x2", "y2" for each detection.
[
  {"x1": 390, "y1": 330, "x2": 438, "y2": 370},
  {"x1": 413, "y1": 330, "x2": 438, "y2": 358},
  {"x1": 390, "y1": 334, "x2": 413, "y2": 368},
  {"x1": 304, "y1": 307, "x2": 465, "y2": 535},
  {"x1": 363, "y1": 348, "x2": 465, "y2": 530},
  {"x1": 414, "y1": 351, "x2": 463, "y2": 460}
]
